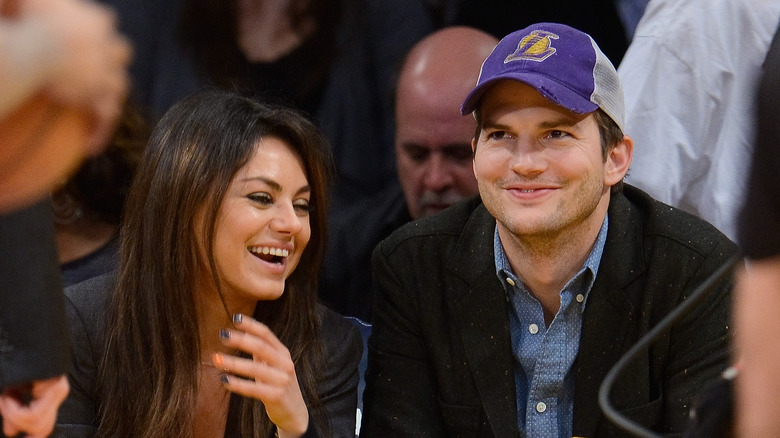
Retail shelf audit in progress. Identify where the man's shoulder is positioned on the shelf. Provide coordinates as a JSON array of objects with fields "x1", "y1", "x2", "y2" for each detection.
[{"x1": 618, "y1": 185, "x2": 737, "y2": 254}]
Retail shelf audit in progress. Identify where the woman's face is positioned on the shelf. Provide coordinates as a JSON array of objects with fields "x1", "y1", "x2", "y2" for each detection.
[{"x1": 208, "y1": 136, "x2": 311, "y2": 310}]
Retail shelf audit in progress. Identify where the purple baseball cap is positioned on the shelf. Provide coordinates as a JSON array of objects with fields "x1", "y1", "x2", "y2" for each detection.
[{"x1": 460, "y1": 22, "x2": 625, "y2": 132}]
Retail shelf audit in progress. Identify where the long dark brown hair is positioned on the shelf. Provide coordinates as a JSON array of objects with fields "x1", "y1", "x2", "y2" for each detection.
[{"x1": 96, "y1": 91, "x2": 334, "y2": 437}]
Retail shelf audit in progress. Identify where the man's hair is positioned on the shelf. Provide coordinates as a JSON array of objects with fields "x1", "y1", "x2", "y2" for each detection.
[{"x1": 593, "y1": 109, "x2": 626, "y2": 194}]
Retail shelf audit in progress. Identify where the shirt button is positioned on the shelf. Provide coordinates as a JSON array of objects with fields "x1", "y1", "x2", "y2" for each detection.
[
  {"x1": 506, "y1": 277, "x2": 515, "y2": 286},
  {"x1": 576, "y1": 294, "x2": 585, "y2": 303},
  {"x1": 528, "y1": 324, "x2": 539, "y2": 334},
  {"x1": 536, "y1": 402, "x2": 547, "y2": 413}
]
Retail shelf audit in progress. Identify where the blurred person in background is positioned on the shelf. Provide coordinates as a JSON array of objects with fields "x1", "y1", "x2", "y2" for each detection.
[
  {"x1": 734, "y1": 20, "x2": 780, "y2": 438},
  {"x1": 95, "y1": 0, "x2": 433, "y2": 210},
  {"x1": 618, "y1": 0, "x2": 780, "y2": 241},
  {"x1": 53, "y1": 102, "x2": 149, "y2": 288},
  {"x1": 319, "y1": 26, "x2": 498, "y2": 322},
  {"x1": 0, "y1": 0, "x2": 131, "y2": 435}
]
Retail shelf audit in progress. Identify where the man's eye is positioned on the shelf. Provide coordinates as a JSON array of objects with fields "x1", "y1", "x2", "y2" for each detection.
[
  {"x1": 486, "y1": 130, "x2": 509, "y2": 141},
  {"x1": 404, "y1": 147, "x2": 429, "y2": 162},
  {"x1": 547, "y1": 130, "x2": 570, "y2": 139}
]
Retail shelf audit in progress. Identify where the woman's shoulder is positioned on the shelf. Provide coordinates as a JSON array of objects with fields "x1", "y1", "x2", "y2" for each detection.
[
  {"x1": 56, "y1": 273, "x2": 116, "y2": 435},
  {"x1": 65, "y1": 272, "x2": 115, "y2": 310},
  {"x1": 311, "y1": 305, "x2": 364, "y2": 437},
  {"x1": 314, "y1": 304, "x2": 363, "y2": 363},
  {"x1": 64, "y1": 273, "x2": 115, "y2": 335},
  {"x1": 315, "y1": 304, "x2": 361, "y2": 341}
]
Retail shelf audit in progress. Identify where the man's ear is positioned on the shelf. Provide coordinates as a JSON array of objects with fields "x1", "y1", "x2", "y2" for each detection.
[
  {"x1": 605, "y1": 134, "x2": 633, "y2": 186},
  {"x1": 471, "y1": 137, "x2": 478, "y2": 178}
]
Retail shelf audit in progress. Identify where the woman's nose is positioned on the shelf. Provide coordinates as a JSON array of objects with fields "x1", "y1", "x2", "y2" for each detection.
[{"x1": 269, "y1": 203, "x2": 303, "y2": 235}]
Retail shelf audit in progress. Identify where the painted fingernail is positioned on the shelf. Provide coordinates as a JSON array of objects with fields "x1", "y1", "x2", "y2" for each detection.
[
  {"x1": 220, "y1": 374, "x2": 230, "y2": 384},
  {"x1": 233, "y1": 313, "x2": 243, "y2": 325},
  {"x1": 213, "y1": 353, "x2": 224, "y2": 368},
  {"x1": 219, "y1": 329, "x2": 230, "y2": 339}
]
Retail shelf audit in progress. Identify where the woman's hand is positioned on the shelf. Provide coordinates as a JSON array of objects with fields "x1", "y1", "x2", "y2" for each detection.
[{"x1": 213, "y1": 314, "x2": 309, "y2": 437}]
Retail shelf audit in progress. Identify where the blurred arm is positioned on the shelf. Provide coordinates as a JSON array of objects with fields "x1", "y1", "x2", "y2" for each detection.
[{"x1": 735, "y1": 255, "x2": 780, "y2": 437}]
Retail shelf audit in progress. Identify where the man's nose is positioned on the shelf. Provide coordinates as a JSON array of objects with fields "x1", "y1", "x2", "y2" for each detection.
[
  {"x1": 509, "y1": 139, "x2": 547, "y2": 177},
  {"x1": 423, "y1": 154, "x2": 454, "y2": 191}
]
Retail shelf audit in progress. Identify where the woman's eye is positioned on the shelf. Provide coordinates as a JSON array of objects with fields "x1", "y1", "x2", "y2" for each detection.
[
  {"x1": 248, "y1": 192, "x2": 273, "y2": 205},
  {"x1": 293, "y1": 200, "x2": 312, "y2": 216}
]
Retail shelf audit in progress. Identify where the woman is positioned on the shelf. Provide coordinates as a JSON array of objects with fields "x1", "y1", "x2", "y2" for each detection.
[{"x1": 56, "y1": 91, "x2": 362, "y2": 437}]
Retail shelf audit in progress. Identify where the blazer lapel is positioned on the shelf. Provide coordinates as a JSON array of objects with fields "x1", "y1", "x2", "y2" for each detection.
[
  {"x1": 572, "y1": 192, "x2": 646, "y2": 437},
  {"x1": 447, "y1": 204, "x2": 519, "y2": 438}
]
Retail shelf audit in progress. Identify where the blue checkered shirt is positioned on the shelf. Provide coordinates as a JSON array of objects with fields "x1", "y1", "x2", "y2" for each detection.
[{"x1": 494, "y1": 216, "x2": 608, "y2": 437}]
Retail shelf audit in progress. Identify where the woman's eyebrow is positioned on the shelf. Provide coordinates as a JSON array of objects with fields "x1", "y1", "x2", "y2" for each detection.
[{"x1": 240, "y1": 176, "x2": 310, "y2": 196}]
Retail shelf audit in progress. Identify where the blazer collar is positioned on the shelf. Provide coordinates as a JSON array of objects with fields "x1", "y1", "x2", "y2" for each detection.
[
  {"x1": 446, "y1": 202, "x2": 520, "y2": 437},
  {"x1": 572, "y1": 190, "x2": 646, "y2": 437}
]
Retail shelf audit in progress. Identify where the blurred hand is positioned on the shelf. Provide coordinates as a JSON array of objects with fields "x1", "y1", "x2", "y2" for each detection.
[
  {"x1": 213, "y1": 314, "x2": 309, "y2": 438},
  {"x1": 15, "y1": 0, "x2": 132, "y2": 154},
  {"x1": 0, "y1": 375, "x2": 70, "y2": 438}
]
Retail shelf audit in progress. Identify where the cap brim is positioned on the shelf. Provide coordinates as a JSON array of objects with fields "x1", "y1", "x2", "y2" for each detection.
[{"x1": 460, "y1": 73, "x2": 599, "y2": 116}]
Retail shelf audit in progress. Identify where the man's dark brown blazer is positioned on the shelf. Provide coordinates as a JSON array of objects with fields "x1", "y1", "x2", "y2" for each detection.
[{"x1": 362, "y1": 185, "x2": 738, "y2": 437}]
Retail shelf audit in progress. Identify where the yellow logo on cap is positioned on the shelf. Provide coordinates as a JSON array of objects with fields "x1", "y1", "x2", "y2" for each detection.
[{"x1": 505, "y1": 30, "x2": 559, "y2": 63}]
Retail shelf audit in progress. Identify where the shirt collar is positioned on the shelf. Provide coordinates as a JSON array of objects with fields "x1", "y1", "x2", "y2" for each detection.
[{"x1": 494, "y1": 214, "x2": 609, "y2": 308}]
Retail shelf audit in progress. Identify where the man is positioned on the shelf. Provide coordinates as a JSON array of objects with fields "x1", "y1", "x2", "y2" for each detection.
[
  {"x1": 0, "y1": 0, "x2": 131, "y2": 435},
  {"x1": 362, "y1": 23, "x2": 738, "y2": 437},
  {"x1": 394, "y1": 26, "x2": 495, "y2": 221},
  {"x1": 319, "y1": 26, "x2": 498, "y2": 321}
]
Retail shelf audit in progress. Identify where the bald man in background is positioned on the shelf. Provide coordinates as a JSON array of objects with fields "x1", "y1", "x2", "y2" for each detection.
[{"x1": 319, "y1": 26, "x2": 498, "y2": 322}]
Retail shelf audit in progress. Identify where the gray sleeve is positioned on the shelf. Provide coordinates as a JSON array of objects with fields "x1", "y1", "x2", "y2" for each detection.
[{"x1": 54, "y1": 275, "x2": 114, "y2": 437}]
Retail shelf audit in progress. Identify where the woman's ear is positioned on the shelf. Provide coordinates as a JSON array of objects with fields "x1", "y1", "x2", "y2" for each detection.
[{"x1": 605, "y1": 134, "x2": 633, "y2": 187}]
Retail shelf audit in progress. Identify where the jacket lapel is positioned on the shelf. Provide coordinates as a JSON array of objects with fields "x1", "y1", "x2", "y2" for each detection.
[
  {"x1": 572, "y1": 192, "x2": 645, "y2": 437},
  {"x1": 446, "y1": 204, "x2": 519, "y2": 438}
]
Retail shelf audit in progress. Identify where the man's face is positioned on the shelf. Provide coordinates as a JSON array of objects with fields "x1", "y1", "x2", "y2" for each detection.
[
  {"x1": 473, "y1": 80, "x2": 625, "y2": 241},
  {"x1": 395, "y1": 89, "x2": 479, "y2": 220}
]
